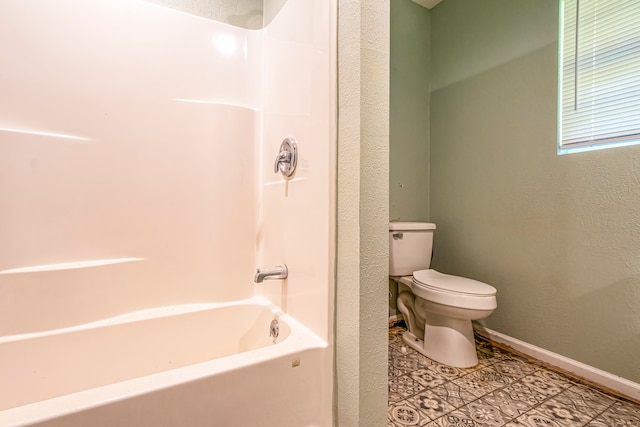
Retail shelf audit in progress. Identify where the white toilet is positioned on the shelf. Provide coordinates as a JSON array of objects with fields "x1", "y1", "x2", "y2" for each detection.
[{"x1": 389, "y1": 222, "x2": 497, "y2": 368}]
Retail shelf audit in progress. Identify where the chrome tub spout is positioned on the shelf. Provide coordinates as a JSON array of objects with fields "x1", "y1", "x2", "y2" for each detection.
[{"x1": 254, "y1": 265, "x2": 288, "y2": 283}]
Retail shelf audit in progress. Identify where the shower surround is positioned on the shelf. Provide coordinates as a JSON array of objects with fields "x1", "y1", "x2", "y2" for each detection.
[{"x1": 0, "y1": 0, "x2": 335, "y2": 425}]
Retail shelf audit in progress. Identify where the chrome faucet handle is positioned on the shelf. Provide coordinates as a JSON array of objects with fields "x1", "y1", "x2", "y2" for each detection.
[
  {"x1": 273, "y1": 138, "x2": 297, "y2": 178},
  {"x1": 273, "y1": 150, "x2": 291, "y2": 173}
]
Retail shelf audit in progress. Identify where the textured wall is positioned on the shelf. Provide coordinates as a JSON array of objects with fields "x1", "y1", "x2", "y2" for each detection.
[
  {"x1": 336, "y1": 0, "x2": 389, "y2": 425},
  {"x1": 389, "y1": 0, "x2": 431, "y2": 319},
  {"x1": 430, "y1": 0, "x2": 640, "y2": 383},
  {"x1": 390, "y1": 0, "x2": 430, "y2": 223},
  {"x1": 263, "y1": 0, "x2": 287, "y2": 27},
  {"x1": 143, "y1": 0, "x2": 263, "y2": 29}
]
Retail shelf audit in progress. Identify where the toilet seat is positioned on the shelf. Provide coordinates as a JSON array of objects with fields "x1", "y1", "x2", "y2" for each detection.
[
  {"x1": 413, "y1": 269, "x2": 496, "y2": 296},
  {"x1": 411, "y1": 269, "x2": 497, "y2": 310}
]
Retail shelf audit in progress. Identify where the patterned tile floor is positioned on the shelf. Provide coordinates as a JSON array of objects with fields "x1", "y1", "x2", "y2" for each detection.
[{"x1": 388, "y1": 324, "x2": 640, "y2": 426}]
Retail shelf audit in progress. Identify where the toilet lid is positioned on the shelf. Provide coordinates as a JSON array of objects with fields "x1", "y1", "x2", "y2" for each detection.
[{"x1": 413, "y1": 269, "x2": 496, "y2": 296}]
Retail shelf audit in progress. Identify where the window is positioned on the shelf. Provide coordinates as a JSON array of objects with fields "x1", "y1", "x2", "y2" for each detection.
[{"x1": 558, "y1": 0, "x2": 640, "y2": 153}]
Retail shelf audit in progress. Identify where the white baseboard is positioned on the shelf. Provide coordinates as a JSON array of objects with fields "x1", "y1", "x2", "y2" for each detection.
[
  {"x1": 389, "y1": 313, "x2": 404, "y2": 324},
  {"x1": 475, "y1": 326, "x2": 640, "y2": 402}
]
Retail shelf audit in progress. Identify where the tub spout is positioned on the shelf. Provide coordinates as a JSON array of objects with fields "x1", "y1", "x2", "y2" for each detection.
[{"x1": 254, "y1": 265, "x2": 288, "y2": 283}]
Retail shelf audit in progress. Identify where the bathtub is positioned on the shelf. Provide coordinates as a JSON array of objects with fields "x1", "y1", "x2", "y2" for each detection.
[{"x1": 0, "y1": 297, "x2": 330, "y2": 427}]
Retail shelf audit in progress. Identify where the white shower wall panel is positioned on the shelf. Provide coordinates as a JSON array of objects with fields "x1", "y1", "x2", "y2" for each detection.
[
  {"x1": 0, "y1": 0, "x2": 259, "y2": 335},
  {"x1": 257, "y1": 0, "x2": 334, "y2": 341}
]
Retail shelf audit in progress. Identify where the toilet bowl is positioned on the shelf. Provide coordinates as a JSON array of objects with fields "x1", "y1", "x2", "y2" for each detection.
[{"x1": 389, "y1": 222, "x2": 497, "y2": 368}]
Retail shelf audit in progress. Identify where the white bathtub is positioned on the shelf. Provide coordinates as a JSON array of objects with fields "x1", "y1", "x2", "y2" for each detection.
[{"x1": 0, "y1": 297, "x2": 330, "y2": 427}]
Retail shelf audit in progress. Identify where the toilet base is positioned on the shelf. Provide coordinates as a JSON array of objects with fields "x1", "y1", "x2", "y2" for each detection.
[{"x1": 401, "y1": 316, "x2": 479, "y2": 368}]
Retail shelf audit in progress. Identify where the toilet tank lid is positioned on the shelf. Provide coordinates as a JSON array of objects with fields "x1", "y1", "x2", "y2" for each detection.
[{"x1": 389, "y1": 222, "x2": 436, "y2": 231}]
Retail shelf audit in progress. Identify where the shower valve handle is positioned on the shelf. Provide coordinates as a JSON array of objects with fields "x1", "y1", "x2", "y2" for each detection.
[
  {"x1": 273, "y1": 138, "x2": 298, "y2": 178},
  {"x1": 273, "y1": 151, "x2": 291, "y2": 173}
]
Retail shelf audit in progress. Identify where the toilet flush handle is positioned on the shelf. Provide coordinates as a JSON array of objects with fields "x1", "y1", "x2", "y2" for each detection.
[{"x1": 392, "y1": 233, "x2": 403, "y2": 240}]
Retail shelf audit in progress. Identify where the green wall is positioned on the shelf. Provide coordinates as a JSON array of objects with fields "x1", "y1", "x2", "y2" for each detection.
[
  {"x1": 389, "y1": 0, "x2": 431, "y2": 319},
  {"x1": 390, "y1": 0, "x2": 430, "y2": 223},
  {"x1": 429, "y1": 0, "x2": 640, "y2": 383}
]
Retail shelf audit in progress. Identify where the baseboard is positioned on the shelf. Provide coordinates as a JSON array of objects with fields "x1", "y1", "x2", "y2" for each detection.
[
  {"x1": 389, "y1": 313, "x2": 403, "y2": 324},
  {"x1": 475, "y1": 326, "x2": 640, "y2": 403}
]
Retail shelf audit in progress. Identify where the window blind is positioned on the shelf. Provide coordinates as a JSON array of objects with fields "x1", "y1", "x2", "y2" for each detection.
[{"x1": 560, "y1": 0, "x2": 640, "y2": 149}]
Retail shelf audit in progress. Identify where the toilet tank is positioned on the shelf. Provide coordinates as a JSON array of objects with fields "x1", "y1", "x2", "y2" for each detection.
[{"x1": 389, "y1": 222, "x2": 436, "y2": 276}]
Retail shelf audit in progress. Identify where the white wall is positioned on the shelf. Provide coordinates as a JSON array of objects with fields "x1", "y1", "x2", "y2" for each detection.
[
  {"x1": 1, "y1": 1, "x2": 335, "y2": 423},
  {"x1": 257, "y1": 0, "x2": 334, "y2": 343},
  {"x1": 0, "y1": 0, "x2": 259, "y2": 335}
]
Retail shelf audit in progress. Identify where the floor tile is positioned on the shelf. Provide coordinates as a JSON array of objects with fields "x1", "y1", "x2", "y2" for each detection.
[
  {"x1": 506, "y1": 412, "x2": 565, "y2": 427},
  {"x1": 430, "y1": 381, "x2": 477, "y2": 409},
  {"x1": 406, "y1": 389, "x2": 457, "y2": 422},
  {"x1": 492, "y1": 354, "x2": 538, "y2": 379},
  {"x1": 426, "y1": 362, "x2": 467, "y2": 381},
  {"x1": 392, "y1": 354, "x2": 424, "y2": 376},
  {"x1": 452, "y1": 366, "x2": 519, "y2": 398},
  {"x1": 521, "y1": 397, "x2": 597, "y2": 427},
  {"x1": 460, "y1": 400, "x2": 512, "y2": 426},
  {"x1": 478, "y1": 387, "x2": 540, "y2": 420},
  {"x1": 585, "y1": 400, "x2": 640, "y2": 427},
  {"x1": 410, "y1": 368, "x2": 449, "y2": 389},
  {"x1": 388, "y1": 324, "x2": 640, "y2": 427},
  {"x1": 390, "y1": 374, "x2": 426, "y2": 400},
  {"x1": 388, "y1": 399, "x2": 432, "y2": 426},
  {"x1": 426, "y1": 410, "x2": 485, "y2": 427},
  {"x1": 498, "y1": 381, "x2": 548, "y2": 407},
  {"x1": 556, "y1": 383, "x2": 615, "y2": 416},
  {"x1": 519, "y1": 369, "x2": 571, "y2": 397}
]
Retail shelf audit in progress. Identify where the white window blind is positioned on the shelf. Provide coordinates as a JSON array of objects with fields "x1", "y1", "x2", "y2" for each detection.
[{"x1": 559, "y1": 0, "x2": 640, "y2": 151}]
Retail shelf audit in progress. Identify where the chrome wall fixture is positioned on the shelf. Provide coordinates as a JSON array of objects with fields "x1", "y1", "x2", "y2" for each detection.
[
  {"x1": 269, "y1": 319, "x2": 279, "y2": 343},
  {"x1": 254, "y1": 264, "x2": 288, "y2": 283},
  {"x1": 273, "y1": 137, "x2": 298, "y2": 178}
]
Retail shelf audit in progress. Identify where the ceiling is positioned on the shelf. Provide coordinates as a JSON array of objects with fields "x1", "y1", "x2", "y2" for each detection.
[{"x1": 411, "y1": 0, "x2": 444, "y2": 9}]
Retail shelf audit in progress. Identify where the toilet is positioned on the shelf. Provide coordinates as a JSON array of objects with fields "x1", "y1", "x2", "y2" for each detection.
[{"x1": 389, "y1": 222, "x2": 497, "y2": 368}]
